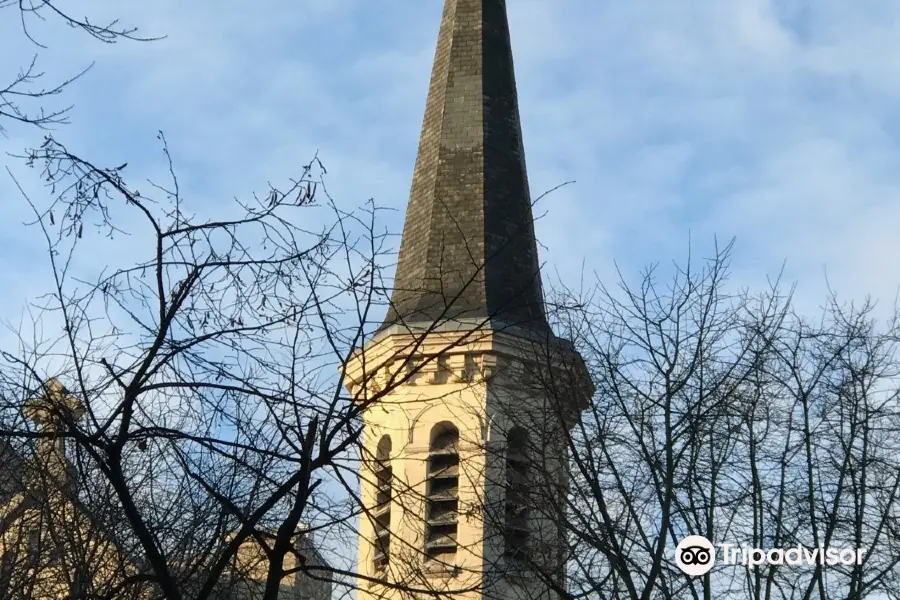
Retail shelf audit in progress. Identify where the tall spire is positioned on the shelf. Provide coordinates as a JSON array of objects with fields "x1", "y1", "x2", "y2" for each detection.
[{"x1": 382, "y1": 0, "x2": 548, "y2": 334}]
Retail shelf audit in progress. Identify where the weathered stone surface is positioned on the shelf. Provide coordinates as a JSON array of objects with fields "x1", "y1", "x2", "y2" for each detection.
[{"x1": 383, "y1": 0, "x2": 547, "y2": 333}]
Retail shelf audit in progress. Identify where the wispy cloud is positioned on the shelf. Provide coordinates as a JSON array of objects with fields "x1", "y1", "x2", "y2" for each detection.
[{"x1": 2, "y1": 0, "x2": 899, "y2": 340}]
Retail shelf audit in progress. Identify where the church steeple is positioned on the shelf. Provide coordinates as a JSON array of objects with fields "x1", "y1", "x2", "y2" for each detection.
[
  {"x1": 346, "y1": 6, "x2": 591, "y2": 598},
  {"x1": 383, "y1": 0, "x2": 548, "y2": 333}
]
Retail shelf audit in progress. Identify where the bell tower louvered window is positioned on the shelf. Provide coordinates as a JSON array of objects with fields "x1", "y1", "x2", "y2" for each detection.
[
  {"x1": 373, "y1": 435, "x2": 392, "y2": 573},
  {"x1": 426, "y1": 423, "x2": 459, "y2": 563},
  {"x1": 505, "y1": 427, "x2": 530, "y2": 561}
]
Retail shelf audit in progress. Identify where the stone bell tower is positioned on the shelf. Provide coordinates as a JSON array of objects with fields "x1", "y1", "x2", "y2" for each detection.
[{"x1": 344, "y1": 1, "x2": 592, "y2": 599}]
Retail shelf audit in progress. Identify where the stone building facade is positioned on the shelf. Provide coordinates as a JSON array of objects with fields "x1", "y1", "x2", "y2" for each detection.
[{"x1": 0, "y1": 379, "x2": 332, "y2": 600}]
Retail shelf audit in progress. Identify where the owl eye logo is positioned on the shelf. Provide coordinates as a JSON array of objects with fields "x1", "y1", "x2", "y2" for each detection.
[
  {"x1": 675, "y1": 535, "x2": 716, "y2": 576},
  {"x1": 679, "y1": 546, "x2": 712, "y2": 565}
]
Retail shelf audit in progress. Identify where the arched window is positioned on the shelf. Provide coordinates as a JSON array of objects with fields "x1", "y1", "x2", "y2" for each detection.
[
  {"x1": 505, "y1": 427, "x2": 530, "y2": 561},
  {"x1": 426, "y1": 423, "x2": 459, "y2": 563},
  {"x1": 373, "y1": 435, "x2": 392, "y2": 573}
]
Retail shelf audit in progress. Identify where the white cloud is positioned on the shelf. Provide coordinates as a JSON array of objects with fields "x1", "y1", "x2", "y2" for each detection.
[{"x1": 1, "y1": 0, "x2": 898, "y2": 329}]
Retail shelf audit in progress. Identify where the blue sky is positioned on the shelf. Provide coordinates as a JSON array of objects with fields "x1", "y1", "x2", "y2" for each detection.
[
  {"x1": 3, "y1": 0, "x2": 900, "y2": 324},
  {"x1": 3, "y1": 0, "x2": 900, "y2": 588}
]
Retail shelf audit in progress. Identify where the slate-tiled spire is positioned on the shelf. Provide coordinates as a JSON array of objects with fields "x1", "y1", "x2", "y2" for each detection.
[{"x1": 382, "y1": 0, "x2": 548, "y2": 333}]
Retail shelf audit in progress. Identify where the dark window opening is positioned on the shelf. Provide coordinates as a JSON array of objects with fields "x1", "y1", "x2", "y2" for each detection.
[
  {"x1": 426, "y1": 424, "x2": 459, "y2": 563},
  {"x1": 505, "y1": 427, "x2": 530, "y2": 562},
  {"x1": 373, "y1": 435, "x2": 392, "y2": 573}
]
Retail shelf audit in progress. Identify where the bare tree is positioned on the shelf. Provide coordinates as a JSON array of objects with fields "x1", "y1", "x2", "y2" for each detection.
[
  {"x1": 481, "y1": 243, "x2": 900, "y2": 600},
  {"x1": 0, "y1": 423, "x2": 142, "y2": 600},
  {"x1": 0, "y1": 135, "x2": 490, "y2": 600},
  {"x1": 5, "y1": 129, "x2": 898, "y2": 600},
  {"x1": 1, "y1": 0, "x2": 156, "y2": 133},
  {"x1": 736, "y1": 295, "x2": 900, "y2": 600}
]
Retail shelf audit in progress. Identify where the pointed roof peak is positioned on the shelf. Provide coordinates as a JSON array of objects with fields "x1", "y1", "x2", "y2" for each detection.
[{"x1": 382, "y1": 0, "x2": 548, "y2": 334}]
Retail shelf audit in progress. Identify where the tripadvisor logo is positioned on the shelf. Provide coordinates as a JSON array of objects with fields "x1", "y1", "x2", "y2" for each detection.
[
  {"x1": 674, "y1": 536, "x2": 867, "y2": 577},
  {"x1": 675, "y1": 535, "x2": 716, "y2": 576}
]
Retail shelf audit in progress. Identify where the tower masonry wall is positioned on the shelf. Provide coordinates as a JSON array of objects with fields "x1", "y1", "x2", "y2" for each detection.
[{"x1": 346, "y1": 330, "x2": 586, "y2": 600}]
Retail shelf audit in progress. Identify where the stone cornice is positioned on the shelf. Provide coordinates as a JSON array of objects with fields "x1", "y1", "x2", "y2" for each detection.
[{"x1": 342, "y1": 328, "x2": 593, "y2": 418}]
